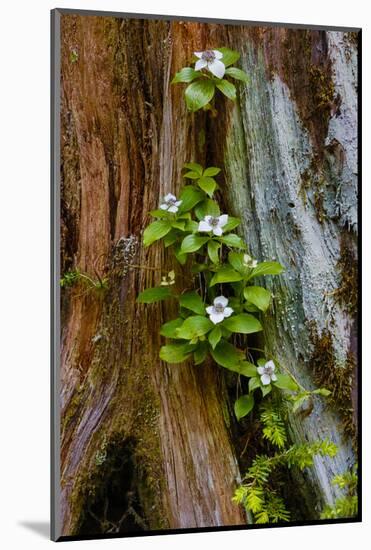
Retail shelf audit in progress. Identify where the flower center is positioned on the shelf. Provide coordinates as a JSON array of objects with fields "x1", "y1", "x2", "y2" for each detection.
[
  {"x1": 201, "y1": 50, "x2": 216, "y2": 62},
  {"x1": 209, "y1": 216, "x2": 220, "y2": 227},
  {"x1": 166, "y1": 197, "x2": 176, "y2": 205},
  {"x1": 214, "y1": 302, "x2": 225, "y2": 313},
  {"x1": 264, "y1": 365, "x2": 274, "y2": 376}
]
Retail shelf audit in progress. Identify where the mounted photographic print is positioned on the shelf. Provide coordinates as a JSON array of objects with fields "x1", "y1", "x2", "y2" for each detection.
[{"x1": 51, "y1": 8, "x2": 361, "y2": 542}]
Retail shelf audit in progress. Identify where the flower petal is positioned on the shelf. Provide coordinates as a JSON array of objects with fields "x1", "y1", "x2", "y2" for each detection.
[
  {"x1": 271, "y1": 373, "x2": 277, "y2": 382},
  {"x1": 168, "y1": 205, "x2": 178, "y2": 213},
  {"x1": 175, "y1": 200, "x2": 182, "y2": 207},
  {"x1": 257, "y1": 366, "x2": 265, "y2": 375},
  {"x1": 209, "y1": 312, "x2": 225, "y2": 324},
  {"x1": 213, "y1": 49, "x2": 223, "y2": 59},
  {"x1": 213, "y1": 226, "x2": 223, "y2": 236},
  {"x1": 195, "y1": 59, "x2": 207, "y2": 71},
  {"x1": 208, "y1": 59, "x2": 225, "y2": 79},
  {"x1": 206, "y1": 306, "x2": 214, "y2": 315},
  {"x1": 160, "y1": 204, "x2": 169, "y2": 210},
  {"x1": 204, "y1": 215, "x2": 213, "y2": 224},
  {"x1": 223, "y1": 307, "x2": 233, "y2": 318},
  {"x1": 214, "y1": 295, "x2": 228, "y2": 307},
  {"x1": 198, "y1": 221, "x2": 212, "y2": 232},
  {"x1": 265, "y1": 360, "x2": 275, "y2": 371},
  {"x1": 260, "y1": 374, "x2": 271, "y2": 385},
  {"x1": 218, "y1": 214, "x2": 229, "y2": 227},
  {"x1": 164, "y1": 193, "x2": 176, "y2": 202},
  {"x1": 194, "y1": 51, "x2": 204, "y2": 58}
]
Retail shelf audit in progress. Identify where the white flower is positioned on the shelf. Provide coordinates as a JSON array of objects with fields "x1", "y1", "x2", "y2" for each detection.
[
  {"x1": 198, "y1": 214, "x2": 228, "y2": 236},
  {"x1": 243, "y1": 254, "x2": 258, "y2": 268},
  {"x1": 160, "y1": 270, "x2": 175, "y2": 286},
  {"x1": 194, "y1": 50, "x2": 225, "y2": 79},
  {"x1": 206, "y1": 296, "x2": 234, "y2": 324},
  {"x1": 257, "y1": 360, "x2": 277, "y2": 385},
  {"x1": 160, "y1": 193, "x2": 182, "y2": 213}
]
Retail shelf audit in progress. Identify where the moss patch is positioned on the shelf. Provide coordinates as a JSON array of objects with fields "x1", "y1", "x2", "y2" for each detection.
[
  {"x1": 308, "y1": 322, "x2": 356, "y2": 443},
  {"x1": 335, "y1": 235, "x2": 358, "y2": 316}
]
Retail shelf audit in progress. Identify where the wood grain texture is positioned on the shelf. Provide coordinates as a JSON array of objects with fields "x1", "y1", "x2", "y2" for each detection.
[{"x1": 60, "y1": 15, "x2": 245, "y2": 535}]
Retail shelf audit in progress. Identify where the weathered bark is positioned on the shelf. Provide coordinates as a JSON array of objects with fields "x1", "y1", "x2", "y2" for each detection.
[
  {"x1": 60, "y1": 15, "x2": 245, "y2": 536},
  {"x1": 59, "y1": 14, "x2": 358, "y2": 535},
  {"x1": 215, "y1": 29, "x2": 358, "y2": 509}
]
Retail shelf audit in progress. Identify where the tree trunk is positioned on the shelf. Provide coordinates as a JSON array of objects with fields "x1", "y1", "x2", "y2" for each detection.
[
  {"x1": 58, "y1": 13, "x2": 358, "y2": 535},
  {"x1": 212, "y1": 28, "x2": 358, "y2": 510},
  {"x1": 59, "y1": 15, "x2": 246, "y2": 536}
]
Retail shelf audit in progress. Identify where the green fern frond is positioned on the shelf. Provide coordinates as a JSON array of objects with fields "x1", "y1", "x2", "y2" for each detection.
[{"x1": 260, "y1": 404, "x2": 287, "y2": 449}]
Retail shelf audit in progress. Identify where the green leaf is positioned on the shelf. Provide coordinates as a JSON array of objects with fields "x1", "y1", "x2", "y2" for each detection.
[
  {"x1": 210, "y1": 266, "x2": 243, "y2": 286},
  {"x1": 203, "y1": 167, "x2": 221, "y2": 177},
  {"x1": 160, "y1": 343, "x2": 196, "y2": 363},
  {"x1": 185, "y1": 80, "x2": 215, "y2": 112},
  {"x1": 208, "y1": 325, "x2": 222, "y2": 349},
  {"x1": 248, "y1": 261, "x2": 284, "y2": 279},
  {"x1": 179, "y1": 291, "x2": 205, "y2": 315},
  {"x1": 163, "y1": 229, "x2": 179, "y2": 247},
  {"x1": 137, "y1": 286, "x2": 173, "y2": 303},
  {"x1": 313, "y1": 388, "x2": 332, "y2": 397},
  {"x1": 171, "y1": 219, "x2": 186, "y2": 231},
  {"x1": 143, "y1": 220, "x2": 172, "y2": 247},
  {"x1": 183, "y1": 162, "x2": 203, "y2": 175},
  {"x1": 207, "y1": 240, "x2": 221, "y2": 264},
  {"x1": 244, "y1": 303, "x2": 260, "y2": 313},
  {"x1": 184, "y1": 170, "x2": 201, "y2": 180},
  {"x1": 239, "y1": 361, "x2": 258, "y2": 377},
  {"x1": 273, "y1": 374, "x2": 299, "y2": 392},
  {"x1": 197, "y1": 176, "x2": 217, "y2": 197},
  {"x1": 292, "y1": 393, "x2": 311, "y2": 413},
  {"x1": 184, "y1": 219, "x2": 199, "y2": 233},
  {"x1": 210, "y1": 340, "x2": 243, "y2": 373},
  {"x1": 194, "y1": 341, "x2": 209, "y2": 365},
  {"x1": 228, "y1": 251, "x2": 247, "y2": 274},
  {"x1": 218, "y1": 233, "x2": 246, "y2": 248},
  {"x1": 149, "y1": 209, "x2": 170, "y2": 218},
  {"x1": 160, "y1": 318, "x2": 184, "y2": 338},
  {"x1": 177, "y1": 212, "x2": 192, "y2": 220},
  {"x1": 175, "y1": 315, "x2": 213, "y2": 340},
  {"x1": 210, "y1": 340, "x2": 245, "y2": 371},
  {"x1": 216, "y1": 47, "x2": 240, "y2": 67},
  {"x1": 248, "y1": 376, "x2": 261, "y2": 393},
  {"x1": 179, "y1": 185, "x2": 205, "y2": 212},
  {"x1": 191, "y1": 263, "x2": 209, "y2": 274},
  {"x1": 244, "y1": 286, "x2": 272, "y2": 312},
  {"x1": 180, "y1": 234, "x2": 209, "y2": 254},
  {"x1": 234, "y1": 394, "x2": 254, "y2": 420},
  {"x1": 172, "y1": 67, "x2": 200, "y2": 83},
  {"x1": 174, "y1": 247, "x2": 187, "y2": 265},
  {"x1": 261, "y1": 384, "x2": 272, "y2": 397},
  {"x1": 222, "y1": 313, "x2": 263, "y2": 334},
  {"x1": 194, "y1": 198, "x2": 220, "y2": 219},
  {"x1": 216, "y1": 79, "x2": 237, "y2": 100},
  {"x1": 222, "y1": 217, "x2": 241, "y2": 232},
  {"x1": 225, "y1": 67, "x2": 250, "y2": 83}
]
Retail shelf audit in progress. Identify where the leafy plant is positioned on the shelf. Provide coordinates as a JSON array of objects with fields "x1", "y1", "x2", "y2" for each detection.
[
  {"x1": 320, "y1": 466, "x2": 358, "y2": 519},
  {"x1": 172, "y1": 47, "x2": 249, "y2": 112},
  {"x1": 233, "y1": 439, "x2": 338, "y2": 524},
  {"x1": 137, "y1": 45, "x2": 339, "y2": 525},
  {"x1": 60, "y1": 268, "x2": 108, "y2": 293},
  {"x1": 138, "y1": 161, "x2": 287, "y2": 396}
]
